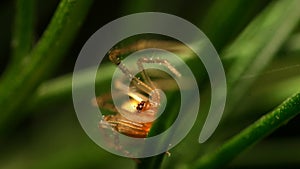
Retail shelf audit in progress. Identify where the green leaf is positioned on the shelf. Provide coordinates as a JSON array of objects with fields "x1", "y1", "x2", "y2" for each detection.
[
  {"x1": 0, "y1": 0, "x2": 93, "y2": 133},
  {"x1": 192, "y1": 91, "x2": 300, "y2": 169},
  {"x1": 224, "y1": 0, "x2": 300, "y2": 115},
  {"x1": 200, "y1": 0, "x2": 270, "y2": 51},
  {"x1": 11, "y1": 0, "x2": 35, "y2": 62}
]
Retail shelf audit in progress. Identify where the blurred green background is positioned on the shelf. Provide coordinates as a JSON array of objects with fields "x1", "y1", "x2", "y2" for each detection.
[{"x1": 0, "y1": 0, "x2": 300, "y2": 169}]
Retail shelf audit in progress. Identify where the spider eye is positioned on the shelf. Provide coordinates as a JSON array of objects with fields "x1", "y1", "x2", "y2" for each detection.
[{"x1": 136, "y1": 101, "x2": 145, "y2": 111}]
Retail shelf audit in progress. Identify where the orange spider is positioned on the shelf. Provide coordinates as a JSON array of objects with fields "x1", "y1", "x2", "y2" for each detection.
[{"x1": 94, "y1": 40, "x2": 182, "y2": 140}]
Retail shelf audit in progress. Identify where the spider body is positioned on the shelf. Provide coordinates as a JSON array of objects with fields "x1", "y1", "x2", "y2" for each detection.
[
  {"x1": 102, "y1": 114, "x2": 152, "y2": 138},
  {"x1": 95, "y1": 40, "x2": 181, "y2": 139}
]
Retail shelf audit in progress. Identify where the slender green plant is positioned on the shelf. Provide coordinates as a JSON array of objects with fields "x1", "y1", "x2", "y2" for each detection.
[
  {"x1": 224, "y1": 0, "x2": 300, "y2": 116},
  {"x1": 0, "y1": 0, "x2": 93, "y2": 133},
  {"x1": 1, "y1": 0, "x2": 300, "y2": 169},
  {"x1": 11, "y1": 0, "x2": 35, "y2": 62},
  {"x1": 192, "y1": 91, "x2": 300, "y2": 169}
]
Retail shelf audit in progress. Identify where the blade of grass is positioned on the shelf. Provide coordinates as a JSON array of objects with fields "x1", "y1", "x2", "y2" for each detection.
[
  {"x1": 28, "y1": 42, "x2": 199, "y2": 110},
  {"x1": 136, "y1": 155, "x2": 165, "y2": 169},
  {"x1": 200, "y1": 0, "x2": 270, "y2": 51},
  {"x1": 241, "y1": 75, "x2": 300, "y2": 115},
  {"x1": 0, "y1": 0, "x2": 93, "y2": 133},
  {"x1": 136, "y1": 91, "x2": 180, "y2": 169},
  {"x1": 285, "y1": 32, "x2": 300, "y2": 53},
  {"x1": 191, "y1": 91, "x2": 300, "y2": 169},
  {"x1": 28, "y1": 64, "x2": 114, "y2": 110},
  {"x1": 224, "y1": 0, "x2": 300, "y2": 116},
  {"x1": 11, "y1": 0, "x2": 35, "y2": 62}
]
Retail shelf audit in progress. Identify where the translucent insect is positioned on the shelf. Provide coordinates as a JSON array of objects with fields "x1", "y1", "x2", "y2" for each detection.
[{"x1": 93, "y1": 40, "x2": 182, "y2": 153}]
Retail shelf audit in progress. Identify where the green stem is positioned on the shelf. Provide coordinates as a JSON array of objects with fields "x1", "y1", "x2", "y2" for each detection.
[
  {"x1": 136, "y1": 155, "x2": 165, "y2": 169},
  {"x1": 28, "y1": 46, "x2": 197, "y2": 110},
  {"x1": 11, "y1": 0, "x2": 35, "y2": 61},
  {"x1": 28, "y1": 64, "x2": 114, "y2": 110},
  {"x1": 136, "y1": 91, "x2": 180, "y2": 169},
  {"x1": 285, "y1": 32, "x2": 300, "y2": 53},
  {"x1": 200, "y1": 0, "x2": 270, "y2": 51},
  {"x1": 0, "y1": 0, "x2": 93, "y2": 133},
  {"x1": 224, "y1": 0, "x2": 300, "y2": 115},
  {"x1": 192, "y1": 91, "x2": 300, "y2": 169}
]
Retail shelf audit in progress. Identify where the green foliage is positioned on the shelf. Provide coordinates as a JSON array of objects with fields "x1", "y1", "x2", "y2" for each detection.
[
  {"x1": 0, "y1": 0, "x2": 93, "y2": 132},
  {"x1": 0, "y1": 0, "x2": 300, "y2": 169}
]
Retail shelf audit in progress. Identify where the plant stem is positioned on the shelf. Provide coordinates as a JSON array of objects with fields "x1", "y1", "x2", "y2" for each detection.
[
  {"x1": 28, "y1": 64, "x2": 114, "y2": 110},
  {"x1": 200, "y1": 0, "x2": 270, "y2": 51},
  {"x1": 224, "y1": 0, "x2": 300, "y2": 116},
  {"x1": 192, "y1": 91, "x2": 300, "y2": 169},
  {"x1": 11, "y1": 0, "x2": 35, "y2": 61},
  {"x1": 0, "y1": 0, "x2": 93, "y2": 133},
  {"x1": 136, "y1": 91, "x2": 180, "y2": 169}
]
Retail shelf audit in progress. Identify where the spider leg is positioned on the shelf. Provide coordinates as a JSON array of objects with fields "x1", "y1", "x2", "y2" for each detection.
[
  {"x1": 137, "y1": 57, "x2": 182, "y2": 77},
  {"x1": 99, "y1": 115, "x2": 166, "y2": 160},
  {"x1": 136, "y1": 57, "x2": 155, "y2": 89},
  {"x1": 111, "y1": 48, "x2": 182, "y2": 94},
  {"x1": 109, "y1": 49, "x2": 154, "y2": 95},
  {"x1": 109, "y1": 39, "x2": 188, "y2": 58},
  {"x1": 114, "y1": 80, "x2": 148, "y2": 102},
  {"x1": 109, "y1": 40, "x2": 181, "y2": 80},
  {"x1": 99, "y1": 117, "x2": 126, "y2": 155},
  {"x1": 93, "y1": 89, "x2": 147, "y2": 113},
  {"x1": 136, "y1": 57, "x2": 182, "y2": 105},
  {"x1": 108, "y1": 39, "x2": 185, "y2": 95},
  {"x1": 92, "y1": 93, "x2": 118, "y2": 113}
]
